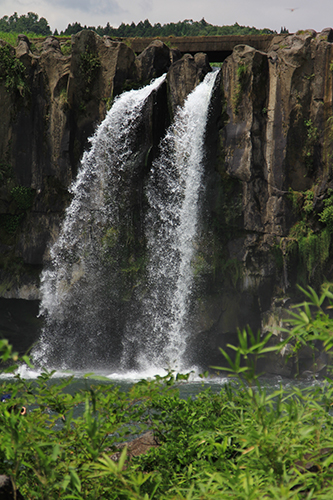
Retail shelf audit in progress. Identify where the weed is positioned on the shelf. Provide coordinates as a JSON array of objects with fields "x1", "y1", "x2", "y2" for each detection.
[
  {"x1": 0, "y1": 44, "x2": 29, "y2": 97},
  {"x1": 11, "y1": 186, "x2": 35, "y2": 211},
  {"x1": 79, "y1": 49, "x2": 101, "y2": 100},
  {"x1": 303, "y1": 119, "x2": 319, "y2": 171},
  {"x1": 232, "y1": 63, "x2": 248, "y2": 115}
]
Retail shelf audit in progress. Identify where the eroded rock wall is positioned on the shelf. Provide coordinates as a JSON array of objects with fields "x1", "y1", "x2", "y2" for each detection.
[
  {"x1": 191, "y1": 28, "x2": 333, "y2": 376},
  {"x1": 2, "y1": 28, "x2": 333, "y2": 375},
  {"x1": 0, "y1": 31, "x2": 201, "y2": 300}
]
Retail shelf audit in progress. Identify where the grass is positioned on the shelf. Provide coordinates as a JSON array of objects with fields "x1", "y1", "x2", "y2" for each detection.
[{"x1": 0, "y1": 31, "x2": 46, "y2": 46}]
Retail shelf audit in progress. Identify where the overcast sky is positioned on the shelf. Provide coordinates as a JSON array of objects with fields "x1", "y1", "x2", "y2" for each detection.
[{"x1": 0, "y1": 0, "x2": 332, "y2": 34}]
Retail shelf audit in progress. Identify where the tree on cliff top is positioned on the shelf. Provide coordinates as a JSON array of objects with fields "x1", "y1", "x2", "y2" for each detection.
[
  {"x1": 61, "y1": 18, "x2": 279, "y2": 37},
  {"x1": 0, "y1": 12, "x2": 51, "y2": 36}
]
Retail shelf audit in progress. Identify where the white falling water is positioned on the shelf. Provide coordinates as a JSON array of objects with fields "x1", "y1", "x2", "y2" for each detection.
[
  {"x1": 122, "y1": 70, "x2": 219, "y2": 372},
  {"x1": 33, "y1": 75, "x2": 166, "y2": 370},
  {"x1": 33, "y1": 69, "x2": 219, "y2": 373}
]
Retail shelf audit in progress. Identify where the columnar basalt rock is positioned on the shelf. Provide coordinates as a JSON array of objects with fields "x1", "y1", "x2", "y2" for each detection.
[
  {"x1": 167, "y1": 52, "x2": 211, "y2": 113},
  {"x1": 1, "y1": 29, "x2": 333, "y2": 376},
  {"x1": 0, "y1": 30, "x2": 213, "y2": 297}
]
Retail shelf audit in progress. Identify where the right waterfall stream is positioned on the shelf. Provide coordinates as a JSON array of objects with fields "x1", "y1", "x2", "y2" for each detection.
[{"x1": 122, "y1": 70, "x2": 219, "y2": 373}]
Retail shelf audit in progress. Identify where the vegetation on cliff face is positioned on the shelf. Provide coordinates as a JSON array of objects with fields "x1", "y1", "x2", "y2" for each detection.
[
  {"x1": 0, "y1": 44, "x2": 29, "y2": 97},
  {"x1": 282, "y1": 187, "x2": 331, "y2": 285}
]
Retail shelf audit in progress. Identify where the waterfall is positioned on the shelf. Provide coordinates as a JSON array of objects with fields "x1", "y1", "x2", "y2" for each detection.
[
  {"x1": 121, "y1": 70, "x2": 219, "y2": 372},
  {"x1": 33, "y1": 75, "x2": 166, "y2": 370},
  {"x1": 33, "y1": 70, "x2": 218, "y2": 373}
]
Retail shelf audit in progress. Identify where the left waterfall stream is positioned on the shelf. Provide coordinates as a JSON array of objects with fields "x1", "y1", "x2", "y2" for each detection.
[{"x1": 32, "y1": 75, "x2": 167, "y2": 372}]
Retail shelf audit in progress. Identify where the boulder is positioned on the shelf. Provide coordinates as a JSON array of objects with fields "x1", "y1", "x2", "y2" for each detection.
[
  {"x1": 41, "y1": 36, "x2": 62, "y2": 53},
  {"x1": 0, "y1": 476, "x2": 24, "y2": 499},
  {"x1": 110, "y1": 431, "x2": 159, "y2": 462},
  {"x1": 167, "y1": 52, "x2": 212, "y2": 113},
  {"x1": 135, "y1": 39, "x2": 172, "y2": 81},
  {"x1": 15, "y1": 34, "x2": 31, "y2": 59}
]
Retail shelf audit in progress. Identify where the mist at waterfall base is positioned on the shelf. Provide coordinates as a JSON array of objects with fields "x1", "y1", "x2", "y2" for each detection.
[{"x1": 31, "y1": 71, "x2": 219, "y2": 381}]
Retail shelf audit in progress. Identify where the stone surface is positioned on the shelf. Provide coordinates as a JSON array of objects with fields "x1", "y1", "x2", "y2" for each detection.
[
  {"x1": 135, "y1": 39, "x2": 173, "y2": 81},
  {"x1": 110, "y1": 431, "x2": 159, "y2": 462},
  {"x1": 1, "y1": 30, "x2": 333, "y2": 375},
  {"x1": 167, "y1": 52, "x2": 212, "y2": 113},
  {"x1": 0, "y1": 475, "x2": 24, "y2": 499}
]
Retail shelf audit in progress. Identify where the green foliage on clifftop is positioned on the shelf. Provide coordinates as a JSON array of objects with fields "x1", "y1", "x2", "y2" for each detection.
[
  {"x1": 64, "y1": 18, "x2": 277, "y2": 38},
  {"x1": 0, "y1": 11, "x2": 280, "y2": 38}
]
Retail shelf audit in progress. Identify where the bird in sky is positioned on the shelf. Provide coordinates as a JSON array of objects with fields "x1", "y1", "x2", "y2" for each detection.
[{"x1": 287, "y1": 7, "x2": 298, "y2": 11}]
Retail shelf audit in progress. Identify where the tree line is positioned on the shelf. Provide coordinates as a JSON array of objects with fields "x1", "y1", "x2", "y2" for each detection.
[
  {"x1": 0, "y1": 12, "x2": 52, "y2": 35},
  {"x1": 0, "y1": 12, "x2": 288, "y2": 38},
  {"x1": 62, "y1": 18, "x2": 282, "y2": 37}
]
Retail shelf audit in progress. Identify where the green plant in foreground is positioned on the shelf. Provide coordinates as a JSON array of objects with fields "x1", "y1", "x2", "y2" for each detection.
[
  {"x1": 3, "y1": 286, "x2": 333, "y2": 498},
  {"x1": 279, "y1": 283, "x2": 333, "y2": 377}
]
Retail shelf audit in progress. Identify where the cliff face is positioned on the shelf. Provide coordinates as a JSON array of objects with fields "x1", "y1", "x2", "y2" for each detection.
[
  {"x1": 1, "y1": 29, "x2": 333, "y2": 374},
  {"x1": 197, "y1": 28, "x2": 333, "y2": 375},
  {"x1": 0, "y1": 32, "x2": 211, "y2": 297}
]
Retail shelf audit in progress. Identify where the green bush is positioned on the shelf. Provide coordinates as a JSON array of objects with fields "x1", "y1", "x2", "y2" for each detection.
[
  {"x1": 2, "y1": 286, "x2": 333, "y2": 499},
  {"x1": 232, "y1": 63, "x2": 249, "y2": 115},
  {"x1": 79, "y1": 50, "x2": 101, "y2": 100},
  {"x1": 0, "y1": 44, "x2": 29, "y2": 97}
]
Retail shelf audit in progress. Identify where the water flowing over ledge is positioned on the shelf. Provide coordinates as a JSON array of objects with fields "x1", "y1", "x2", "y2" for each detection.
[{"x1": 32, "y1": 70, "x2": 219, "y2": 375}]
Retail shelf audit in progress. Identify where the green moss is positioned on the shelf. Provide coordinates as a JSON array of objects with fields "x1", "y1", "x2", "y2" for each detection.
[
  {"x1": 0, "y1": 185, "x2": 35, "y2": 238},
  {"x1": 303, "y1": 119, "x2": 319, "y2": 172},
  {"x1": 79, "y1": 49, "x2": 101, "y2": 101},
  {"x1": 285, "y1": 221, "x2": 331, "y2": 283},
  {"x1": 59, "y1": 88, "x2": 69, "y2": 108},
  {"x1": 101, "y1": 227, "x2": 119, "y2": 249},
  {"x1": 232, "y1": 63, "x2": 248, "y2": 115},
  {"x1": 283, "y1": 184, "x2": 333, "y2": 284},
  {"x1": 319, "y1": 199, "x2": 333, "y2": 232},
  {"x1": 0, "y1": 44, "x2": 29, "y2": 98},
  {"x1": 303, "y1": 190, "x2": 314, "y2": 215},
  {"x1": 324, "y1": 115, "x2": 333, "y2": 164},
  {"x1": 0, "y1": 214, "x2": 24, "y2": 234},
  {"x1": 11, "y1": 186, "x2": 35, "y2": 210},
  {"x1": 0, "y1": 160, "x2": 14, "y2": 183},
  {"x1": 60, "y1": 42, "x2": 71, "y2": 56}
]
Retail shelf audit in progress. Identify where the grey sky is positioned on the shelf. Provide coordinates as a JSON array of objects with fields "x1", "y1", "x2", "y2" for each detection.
[{"x1": 0, "y1": 0, "x2": 332, "y2": 34}]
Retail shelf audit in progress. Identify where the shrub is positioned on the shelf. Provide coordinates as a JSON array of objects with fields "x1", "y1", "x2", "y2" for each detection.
[
  {"x1": 2, "y1": 286, "x2": 333, "y2": 499},
  {"x1": 0, "y1": 44, "x2": 29, "y2": 97}
]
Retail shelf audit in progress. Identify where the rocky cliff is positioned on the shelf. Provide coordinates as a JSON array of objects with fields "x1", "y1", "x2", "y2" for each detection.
[{"x1": 1, "y1": 28, "x2": 333, "y2": 375}]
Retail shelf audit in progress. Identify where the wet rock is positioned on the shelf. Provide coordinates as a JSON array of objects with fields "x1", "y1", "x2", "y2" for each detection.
[
  {"x1": 136, "y1": 39, "x2": 172, "y2": 81},
  {"x1": 0, "y1": 475, "x2": 24, "y2": 499},
  {"x1": 167, "y1": 52, "x2": 212, "y2": 113}
]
